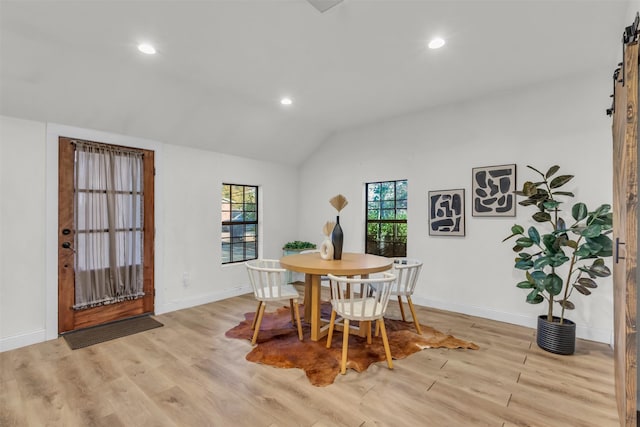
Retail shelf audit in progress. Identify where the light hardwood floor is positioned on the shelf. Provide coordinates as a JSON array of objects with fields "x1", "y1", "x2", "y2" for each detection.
[{"x1": 0, "y1": 291, "x2": 619, "y2": 427}]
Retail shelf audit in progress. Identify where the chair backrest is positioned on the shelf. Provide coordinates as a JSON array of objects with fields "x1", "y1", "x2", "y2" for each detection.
[
  {"x1": 392, "y1": 258, "x2": 423, "y2": 296},
  {"x1": 245, "y1": 259, "x2": 289, "y2": 300},
  {"x1": 327, "y1": 272, "x2": 396, "y2": 321}
]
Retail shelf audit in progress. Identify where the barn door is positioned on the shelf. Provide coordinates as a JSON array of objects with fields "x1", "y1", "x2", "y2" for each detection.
[
  {"x1": 58, "y1": 137, "x2": 155, "y2": 333},
  {"x1": 610, "y1": 21, "x2": 638, "y2": 426}
]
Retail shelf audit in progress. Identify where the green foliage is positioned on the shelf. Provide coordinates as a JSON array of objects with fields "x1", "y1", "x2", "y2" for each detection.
[
  {"x1": 282, "y1": 241, "x2": 317, "y2": 250},
  {"x1": 504, "y1": 165, "x2": 613, "y2": 323}
]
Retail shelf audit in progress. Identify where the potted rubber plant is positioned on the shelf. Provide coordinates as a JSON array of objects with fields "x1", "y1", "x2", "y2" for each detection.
[{"x1": 503, "y1": 165, "x2": 613, "y2": 355}]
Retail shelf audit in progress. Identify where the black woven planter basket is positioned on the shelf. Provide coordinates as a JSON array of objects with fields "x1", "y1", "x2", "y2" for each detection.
[{"x1": 536, "y1": 315, "x2": 576, "y2": 355}]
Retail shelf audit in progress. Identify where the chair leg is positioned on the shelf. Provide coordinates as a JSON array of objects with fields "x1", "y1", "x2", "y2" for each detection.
[
  {"x1": 407, "y1": 296, "x2": 422, "y2": 335},
  {"x1": 341, "y1": 319, "x2": 350, "y2": 375},
  {"x1": 366, "y1": 320, "x2": 372, "y2": 344},
  {"x1": 374, "y1": 318, "x2": 380, "y2": 337},
  {"x1": 251, "y1": 302, "x2": 266, "y2": 345},
  {"x1": 397, "y1": 295, "x2": 407, "y2": 322},
  {"x1": 377, "y1": 318, "x2": 393, "y2": 370},
  {"x1": 326, "y1": 310, "x2": 337, "y2": 348},
  {"x1": 289, "y1": 299, "x2": 295, "y2": 324},
  {"x1": 292, "y1": 300, "x2": 303, "y2": 341},
  {"x1": 250, "y1": 300, "x2": 262, "y2": 330}
]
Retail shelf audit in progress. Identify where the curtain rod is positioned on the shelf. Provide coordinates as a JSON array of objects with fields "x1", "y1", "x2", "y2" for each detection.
[{"x1": 71, "y1": 138, "x2": 144, "y2": 156}]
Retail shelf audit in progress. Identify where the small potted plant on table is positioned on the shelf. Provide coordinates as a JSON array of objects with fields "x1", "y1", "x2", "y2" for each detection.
[{"x1": 282, "y1": 241, "x2": 317, "y2": 256}]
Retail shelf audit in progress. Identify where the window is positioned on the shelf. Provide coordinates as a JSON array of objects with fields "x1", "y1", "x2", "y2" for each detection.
[
  {"x1": 365, "y1": 180, "x2": 407, "y2": 257},
  {"x1": 222, "y1": 184, "x2": 258, "y2": 264}
]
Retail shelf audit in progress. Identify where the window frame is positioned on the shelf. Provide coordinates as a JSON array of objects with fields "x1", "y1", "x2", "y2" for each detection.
[
  {"x1": 365, "y1": 179, "x2": 408, "y2": 257},
  {"x1": 221, "y1": 183, "x2": 259, "y2": 264}
]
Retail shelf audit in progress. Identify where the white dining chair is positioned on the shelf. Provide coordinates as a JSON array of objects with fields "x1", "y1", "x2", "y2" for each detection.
[
  {"x1": 325, "y1": 272, "x2": 396, "y2": 375},
  {"x1": 389, "y1": 258, "x2": 424, "y2": 335},
  {"x1": 245, "y1": 259, "x2": 304, "y2": 345}
]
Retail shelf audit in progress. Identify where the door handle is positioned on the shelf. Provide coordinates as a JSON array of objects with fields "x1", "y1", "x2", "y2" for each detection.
[
  {"x1": 615, "y1": 237, "x2": 626, "y2": 263},
  {"x1": 61, "y1": 242, "x2": 75, "y2": 252}
]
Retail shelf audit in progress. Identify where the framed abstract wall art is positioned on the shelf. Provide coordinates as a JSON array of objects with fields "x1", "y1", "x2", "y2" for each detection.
[
  {"x1": 428, "y1": 189, "x2": 465, "y2": 236},
  {"x1": 472, "y1": 164, "x2": 516, "y2": 216}
]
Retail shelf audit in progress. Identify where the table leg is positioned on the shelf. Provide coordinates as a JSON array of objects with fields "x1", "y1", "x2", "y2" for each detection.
[
  {"x1": 304, "y1": 274, "x2": 312, "y2": 322},
  {"x1": 309, "y1": 274, "x2": 321, "y2": 341}
]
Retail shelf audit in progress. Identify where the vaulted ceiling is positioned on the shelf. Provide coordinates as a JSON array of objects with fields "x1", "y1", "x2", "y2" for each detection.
[{"x1": 0, "y1": 1, "x2": 629, "y2": 165}]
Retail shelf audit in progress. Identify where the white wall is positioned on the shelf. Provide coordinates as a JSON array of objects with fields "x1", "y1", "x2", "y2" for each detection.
[
  {"x1": 0, "y1": 116, "x2": 47, "y2": 349},
  {"x1": 160, "y1": 144, "x2": 299, "y2": 313},
  {"x1": 0, "y1": 117, "x2": 299, "y2": 351},
  {"x1": 298, "y1": 70, "x2": 614, "y2": 343}
]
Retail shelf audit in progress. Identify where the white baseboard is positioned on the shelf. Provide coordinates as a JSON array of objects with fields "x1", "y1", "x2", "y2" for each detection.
[
  {"x1": 1, "y1": 286, "x2": 253, "y2": 353},
  {"x1": 156, "y1": 285, "x2": 252, "y2": 315},
  {"x1": 0, "y1": 329, "x2": 47, "y2": 352},
  {"x1": 412, "y1": 296, "x2": 613, "y2": 345}
]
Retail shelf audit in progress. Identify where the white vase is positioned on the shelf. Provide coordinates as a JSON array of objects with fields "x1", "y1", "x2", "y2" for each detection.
[{"x1": 319, "y1": 239, "x2": 334, "y2": 260}]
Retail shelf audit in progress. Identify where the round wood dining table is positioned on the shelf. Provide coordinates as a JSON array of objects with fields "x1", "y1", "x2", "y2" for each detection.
[{"x1": 279, "y1": 252, "x2": 393, "y2": 341}]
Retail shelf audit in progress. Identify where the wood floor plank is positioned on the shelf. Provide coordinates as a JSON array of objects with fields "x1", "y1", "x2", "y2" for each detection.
[
  {"x1": 0, "y1": 379, "x2": 27, "y2": 427},
  {"x1": 0, "y1": 294, "x2": 619, "y2": 426}
]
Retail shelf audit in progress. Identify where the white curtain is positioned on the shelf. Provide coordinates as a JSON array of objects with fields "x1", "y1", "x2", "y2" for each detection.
[{"x1": 73, "y1": 141, "x2": 144, "y2": 309}]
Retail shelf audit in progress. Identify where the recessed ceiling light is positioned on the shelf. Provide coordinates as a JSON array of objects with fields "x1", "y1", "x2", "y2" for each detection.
[
  {"x1": 137, "y1": 43, "x2": 156, "y2": 55},
  {"x1": 428, "y1": 37, "x2": 445, "y2": 49},
  {"x1": 280, "y1": 97, "x2": 293, "y2": 106}
]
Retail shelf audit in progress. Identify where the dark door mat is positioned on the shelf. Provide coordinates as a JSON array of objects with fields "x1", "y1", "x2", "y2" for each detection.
[{"x1": 63, "y1": 315, "x2": 163, "y2": 350}]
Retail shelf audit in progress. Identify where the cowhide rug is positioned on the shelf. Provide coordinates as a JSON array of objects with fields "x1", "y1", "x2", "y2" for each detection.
[{"x1": 225, "y1": 304, "x2": 479, "y2": 386}]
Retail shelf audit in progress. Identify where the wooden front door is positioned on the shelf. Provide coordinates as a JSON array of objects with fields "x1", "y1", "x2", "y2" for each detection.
[
  {"x1": 611, "y1": 41, "x2": 638, "y2": 426},
  {"x1": 58, "y1": 137, "x2": 155, "y2": 333}
]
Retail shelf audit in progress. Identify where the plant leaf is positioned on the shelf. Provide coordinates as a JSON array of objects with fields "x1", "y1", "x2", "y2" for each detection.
[
  {"x1": 527, "y1": 227, "x2": 540, "y2": 245},
  {"x1": 549, "y1": 175, "x2": 574, "y2": 189},
  {"x1": 558, "y1": 300, "x2": 575, "y2": 310},
  {"x1": 532, "y1": 212, "x2": 551, "y2": 222},
  {"x1": 548, "y1": 253, "x2": 570, "y2": 267},
  {"x1": 586, "y1": 235, "x2": 613, "y2": 257},
  {"x1": 543, "y1": 200, "x2": 561, "y2": 210},
  {"x1": 580, "y1": 224, "x2": 602, "y2": 238},
  {"x1": 530, "y1": 190, "x2": 550, "y2": 200},
  {"x1": 545, "y1": 165, "x2": 560, "y2": 178},
  {"x1": 533, "y1": 256, "x2": 550, "y2": 269},
  {"x1": 575, "y1": 245, "x2": 591, "y2": 258},
  {"x1": 564, "y1": 239, "x2": 578, "y2": 249},
  {"x1": 542, "y1": 234, "x2": 557, "y2": 251},
  {"x1": 573, "y1": 284, "x2": 591, "y2": 295},
  {"x1": 543, "y1": 273, "x2": 563, "y2": 296},
  {"x1": 516, "y1": 281, "x2": 534, "y2": 289},
  {"x1": 526, "y1": 290, "x2": 544, "y2": 304},
  {"x1": 511, "y1": 224, "x2": 524, "y2": 234},
  {"x1": 593, "y1": 204, "x2": 611, "y2": 218},
  {"x1": 526, "y1": 165, "x2": 545, "y2": 176},
  {"x1": 578, "y1": 277, "x2": 597, "y2": 288},
  {"x1": 522, "y1": 181, "x2": 538, "y2": 197},
  {"x1": 552, "y1": 191, "x2": 575, "y2": 197},
  {"x1": 578, "y1": 266, "x2": 597, "y2": 279},
  {"x1": 589, "y1": 259, "x2": 611, "y2": 277},
  {"x1": 502, "y1": 233, "x2": 518, "y2": 242},
  {"x1": 516, "y1": 237, "x2": 534, "y2": 248},
  {"x1": 515, "y1": 259, "x2": 534, "y2": 270},
  {"x1": 556, "y1": 217, "x2": 566, "y2": 232},
  {"x1": 571, "y1": 203, "x2": 587, "y2": 221},
  {"x1": 581, "y1": 241, "x2": 603, "y2": 256},
  {"x1": 519, "y1": 198, "x2": 538, "y2": 207}
]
